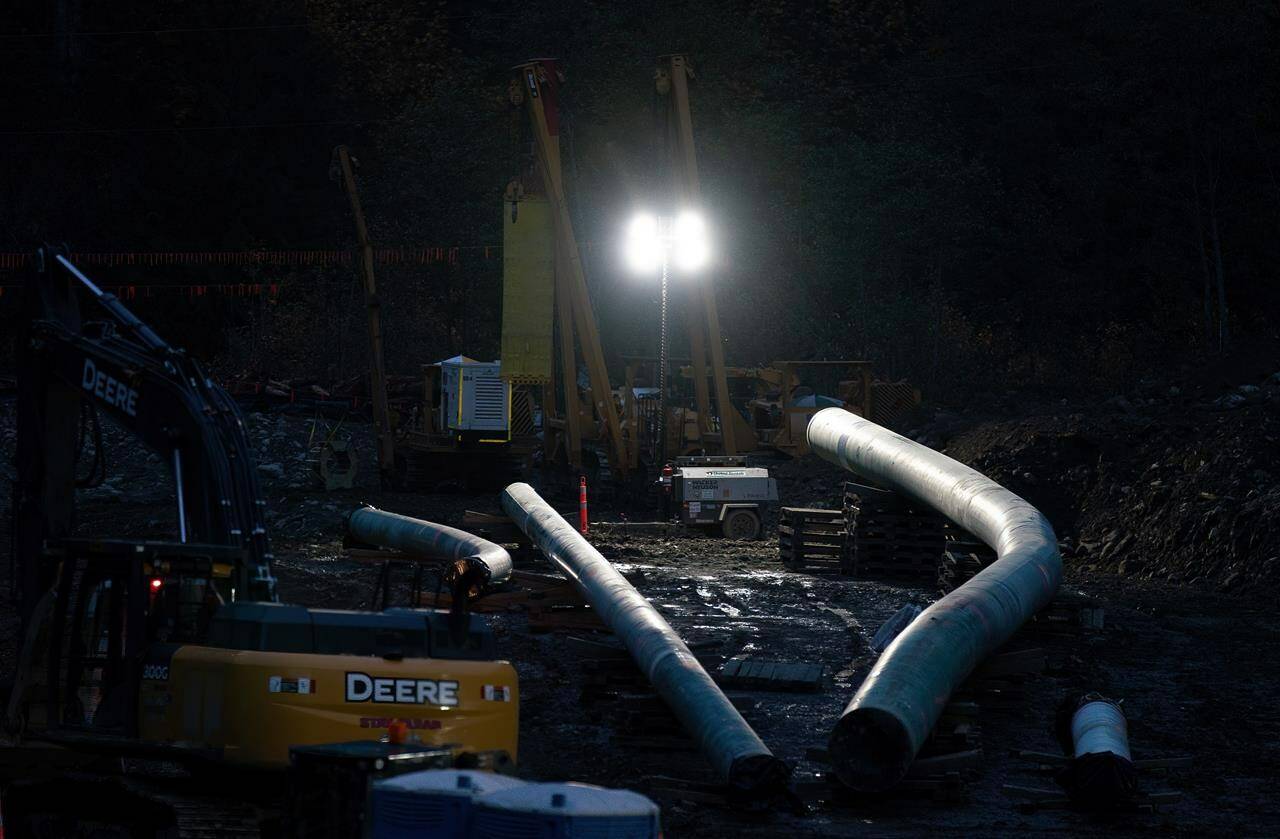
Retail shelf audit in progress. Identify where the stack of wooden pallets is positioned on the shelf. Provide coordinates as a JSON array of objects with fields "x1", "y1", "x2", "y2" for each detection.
[
  {"x1": 842, "y1": 482, "x2": 946, "y2": 583},
  {"x1": 938, "y1": 525, "x2": 999, "y2": 592},
  {"x1": 778, "y1": 507, "x2": 848, "y2": 574}
]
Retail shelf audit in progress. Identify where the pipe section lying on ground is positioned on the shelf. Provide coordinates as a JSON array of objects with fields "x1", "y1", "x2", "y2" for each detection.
[
  {"x1": 1067, "y1": 695, "x2": 1131, "y2": 762},
  {"x1": 501, "y1": 482, "x2": 789, "y2": 796},
  {"x1": 807, "y1": 407, "x2": 1062, "y2": 791},
  {"x1": 346, "y1": 505, "x2": 513, "y2": 596},
  {"x1": 1055, "y1": 693, "x2": 1138, "y2": 809}
]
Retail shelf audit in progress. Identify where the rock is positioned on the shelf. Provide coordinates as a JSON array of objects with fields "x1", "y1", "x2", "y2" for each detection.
[
  {"x1": 1118, "y1": 558, "x2": 1145, "y2": 575},
  {"x1": 258, "y1": 462, "x2": 285, "y2": 479},
  {"x1": 1215, "y1": 393, "x2": 1246, "y2": 410}
]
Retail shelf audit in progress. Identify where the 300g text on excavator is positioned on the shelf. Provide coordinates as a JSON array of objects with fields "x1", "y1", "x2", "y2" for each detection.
[{"x1": 1, "y1": 248, "x2": 518, "y2": 832}]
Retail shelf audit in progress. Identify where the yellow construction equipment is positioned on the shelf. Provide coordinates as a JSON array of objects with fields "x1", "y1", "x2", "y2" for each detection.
[
  {"x1": 136, "y1": 615, "x2": 519, "y2": 768},
  {"x1": 676, "y1": 360, "x2": 921, "y2": 457},
  {"x1": 3, "y1": 251, "x2": 519, "y2": 832},
  {"x1": 334, "y1": 145, "x2": 397, "y2": 486},
  {"x1": 508, "y1": 58, "x2": 630, "y2": 479},
  {"x1": 334, "y1": 147, "x2": 536, "y2": 489}
]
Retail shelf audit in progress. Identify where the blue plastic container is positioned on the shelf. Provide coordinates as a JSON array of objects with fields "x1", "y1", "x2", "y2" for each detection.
[
  {"x1": 470, "y1": 781, "x2": 661, "y2": 838},
  {"x1": 369, "y1": 769, "x2": 527, "y2": 838}
]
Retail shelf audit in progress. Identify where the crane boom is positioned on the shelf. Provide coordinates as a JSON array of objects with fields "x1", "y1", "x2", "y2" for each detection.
[
  {"x1": 335, "y1": 146, "x2": 397, "y2": 484},
  {"x1": 515, "y1": 59, "x2": 629, "y2": 478},
  {"x1": 660, "y1": 54, "x2": 750, "y2": 456}
]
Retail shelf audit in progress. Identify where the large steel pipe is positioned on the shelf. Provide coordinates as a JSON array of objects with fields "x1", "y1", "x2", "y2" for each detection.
[
  {"x1": 501, "y1": 482, "x2": 789, "y2": 796},
  {"x1": 346, "y1": 506, "x2": 513, "y2": 594},
  {"x1": 807, "y1": 407, "x2": 1062, "y2": 791}
]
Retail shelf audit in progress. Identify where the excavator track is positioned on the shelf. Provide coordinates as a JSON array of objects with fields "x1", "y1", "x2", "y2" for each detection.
[{"x1": 150, "y1": 789, "x2": 263, "y2": 839}]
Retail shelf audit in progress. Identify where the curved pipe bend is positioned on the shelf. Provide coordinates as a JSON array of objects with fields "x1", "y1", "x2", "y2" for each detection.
[
  {"x1": 345, "y1": 505, "x2": 514, "y2": 594},
  {"x1": 806, "y1": 408, "x2": 1062, "y2": 791}
]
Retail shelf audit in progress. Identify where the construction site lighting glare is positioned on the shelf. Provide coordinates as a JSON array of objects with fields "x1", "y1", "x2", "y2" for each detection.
[
  {"x1": 625, "y1": 213, "x2": 662, "y2": 274},
  {"x1": 672, "y1": 210, "x2": 709, "y2": 272},
  {"x1": 624, "y1": 210, "x2": 710, "y2": 275}
]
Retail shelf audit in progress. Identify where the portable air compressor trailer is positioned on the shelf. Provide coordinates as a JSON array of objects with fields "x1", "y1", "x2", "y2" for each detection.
[{"x1": 669, "y1": 456, "x2": 778, "y2": 540}]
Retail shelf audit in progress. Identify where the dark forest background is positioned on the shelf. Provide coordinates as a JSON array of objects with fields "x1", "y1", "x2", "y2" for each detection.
[{"x1": 3, "y1": 0, "x2": 1277, "y2": 403}]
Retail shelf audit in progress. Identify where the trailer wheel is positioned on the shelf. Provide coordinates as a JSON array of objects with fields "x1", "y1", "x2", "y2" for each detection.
[{"x1": 722, "y1": 509, "x2": 761, "y2": 540}]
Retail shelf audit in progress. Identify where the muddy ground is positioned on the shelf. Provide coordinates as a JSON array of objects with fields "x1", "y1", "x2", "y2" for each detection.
[{"x1": 1, "y1": 386, "x2": 1278, "y2": 837}]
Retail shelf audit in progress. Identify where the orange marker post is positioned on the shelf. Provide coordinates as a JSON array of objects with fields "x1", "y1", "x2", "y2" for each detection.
[{"x1": 579, "y1": 475, "x2": 589, "y2": 534}]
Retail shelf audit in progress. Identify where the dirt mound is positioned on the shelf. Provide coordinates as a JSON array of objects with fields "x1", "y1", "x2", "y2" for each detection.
[
  {"x1": 935, "y1": 378, "x2": 1280, "y2": 588},
  {"x1": 757, "y1": 363, "x2": 1280, "y2": 589}
]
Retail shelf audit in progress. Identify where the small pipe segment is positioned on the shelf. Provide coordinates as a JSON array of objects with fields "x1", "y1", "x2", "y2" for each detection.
[
  {"x1": 501, "y1": 481, "x2": 789, "y2": 796},
  {"x1": 806, "y1": 407, "x2": 1062, "y2": 791},
  {"x1": 1056, "y1": 693, "x2": 1138, "y2": 808},
  {"x1": 1070, "y1": 697, "x2": 1131, "y2": 761}
]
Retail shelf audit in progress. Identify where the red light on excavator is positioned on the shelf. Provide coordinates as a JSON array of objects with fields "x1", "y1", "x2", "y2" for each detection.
[{"x1": 150, "y1": 578, "x2": 163, "y2": 590}]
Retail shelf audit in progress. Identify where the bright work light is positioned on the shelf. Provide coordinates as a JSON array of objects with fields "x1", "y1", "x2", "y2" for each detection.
[
  {"x1": 620, "y1": 208, "x2": 714, "y2": 469},
  {"x1": 672, "y1": 211, "x2": 709, "y2": 272},
  {"x1": 623, "y1": 210, "x2": 710, "y2": 276},
  {"x1": 625, "y1": 213, "x2": 662, "y2": 274}
]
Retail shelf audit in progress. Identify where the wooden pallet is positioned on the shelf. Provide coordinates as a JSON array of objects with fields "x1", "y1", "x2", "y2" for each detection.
[
  {"x1": 1005, "y1": 751, "x2": 1188, "y2": 813},
  {"x1": 802, "y1": 741, "x2": 979, "y2": 806},
  {"x1": 779, "y1": 508, "x2": 852, "y2": 574},
  {"x1": 842, "y1": 482, "x2": 947, "y2": 582},
  {"x1": 953, "y1": 647, "x2": 1046, "y2": 710},
  {"x1": 781, "y1": 507, "x2": 846, "y2": 524},
  {"x1": 937, "y1": 526, "x2": 999, "y2": 591},
  {"x1": 1023, "y1": 591, "x2": 1106, "y2": 636},
  {"x1": 921, "y1": 700, "x2": 983, "y2": 757}
]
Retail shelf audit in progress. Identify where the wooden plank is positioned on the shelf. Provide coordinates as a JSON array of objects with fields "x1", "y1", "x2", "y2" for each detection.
[
  {"x1": 612, "y1": 735, "x2": 696, "y2": 752},
  {"x1": 781, "y1": 507, "x2": 844, "y2": 518},
  {"x1": 563, "y1": 635, "x2": 629, "y2": 659},
  {"x1": 344, "y1": 548, "x2": 444, "y2": 566},
  {"x1": 907, "y1": 748, "x2": 983, "y2": 778},
  {"x1": 1133, "y1": 756, "x2": 1193, "y2": 770},
  {"x1": 527, "y1": 606, "x2": 609, "y2": 633},
  {"x1": 974, "y1": 647, "x2": 1047, "y2": 679}
]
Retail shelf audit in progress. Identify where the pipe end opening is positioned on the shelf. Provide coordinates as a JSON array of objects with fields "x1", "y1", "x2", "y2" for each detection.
[
  {"x1": 829, "y1": 707, "x2": 914, "y2": 792},
  {"x1": 727, "y1": 754, "x2": 792, "y2": 802}
]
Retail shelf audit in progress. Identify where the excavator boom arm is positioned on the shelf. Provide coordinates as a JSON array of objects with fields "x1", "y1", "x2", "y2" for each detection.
[{"x1": 14, "y1": 248, "x2": 276, "y2": 627}]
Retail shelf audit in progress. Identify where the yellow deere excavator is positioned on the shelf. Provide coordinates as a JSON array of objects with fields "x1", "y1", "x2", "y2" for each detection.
[{"x1": 2, "y1": 249, "x2": 518, "y2": 835}]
